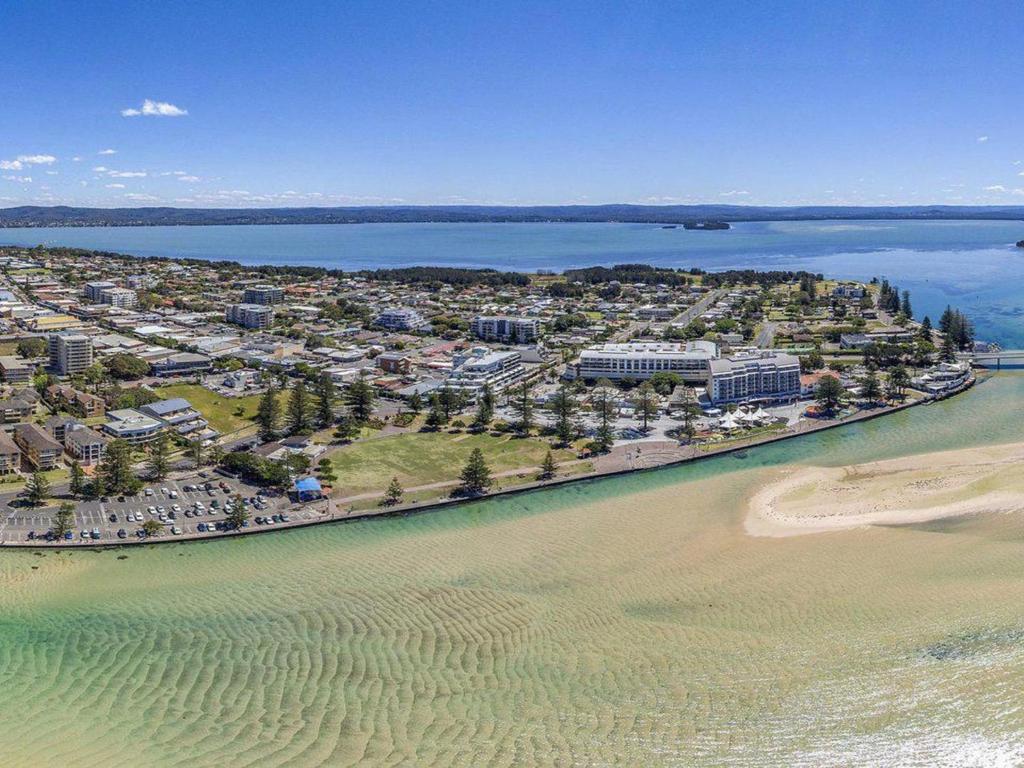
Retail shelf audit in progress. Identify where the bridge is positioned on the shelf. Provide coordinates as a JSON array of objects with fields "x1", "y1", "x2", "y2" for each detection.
[{"x1": 959, "y1": 350, "x2": 1024, "y2": 369}]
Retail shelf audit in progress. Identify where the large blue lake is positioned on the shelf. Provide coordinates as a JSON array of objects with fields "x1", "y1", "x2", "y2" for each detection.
[{"x1": 3, "y1": 219, "x2": 1023, "y2": 346}]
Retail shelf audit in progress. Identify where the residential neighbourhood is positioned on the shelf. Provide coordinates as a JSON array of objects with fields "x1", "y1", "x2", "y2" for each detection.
[{"x1": 0, "y1": 246, "x2": 979, "y2": 545}]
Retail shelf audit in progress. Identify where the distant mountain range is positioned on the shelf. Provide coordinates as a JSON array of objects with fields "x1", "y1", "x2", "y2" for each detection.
[{"x1": 1, "y1": 204, "x2": 1024, "y2": 227}]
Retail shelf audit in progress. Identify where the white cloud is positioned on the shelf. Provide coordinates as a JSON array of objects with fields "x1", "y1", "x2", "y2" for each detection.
[
  {"x1": 105, "y1": 183, "x2": 126, "y2": 189},
  {"x1": 124, "y1": 193, "x2": 161, "y2": 202},
  {"x1": 178, "y1": 175, "x2": 200, "y2": 182},
  {"x1": 92, "y1": 166, "x2": 109, "y2": 173},
  {"x1": 45, "y1": 170, "x2": 58, "y2": 176},
  {"x1": 98, "y1": 148, "x2": 118, "y2": 155},
  {"x1": 121, "y1": 99, "x2": 188, "y2": 117},
  {"x1": 2, "y1": 175, "x2": 32, "y2": 183},
  {"x1": 108, "y1": 170, "x2": 147, "y2": 178},
  {"x1": 719, "y1": 189, "x2": 750, "y2": 197},
  {"x1": 72, "y1": 156, "x2": 82, "y2": 162},
  {"x1": 983, "y1": 184, "x2": 1007, "y2": 192},
  {"x1": 977, "y1": 135, "x2": 989, "y2": 143},
  {"x1": 0, "y1": 154, "x2": 57, "y2": 171}
]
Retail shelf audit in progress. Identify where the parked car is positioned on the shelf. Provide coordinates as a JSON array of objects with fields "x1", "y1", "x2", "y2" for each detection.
[{"x1": 117, "y1": 529, "x2": 127, "y2": 539}]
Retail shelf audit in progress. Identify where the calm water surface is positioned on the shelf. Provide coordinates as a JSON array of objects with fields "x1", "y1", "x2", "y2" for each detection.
[
  {"x1": 3, "y1": 374, "x2": 1024, "y2": 766},
  {"x1": 3, "y1": 219, "x2": 1024, "y2": 345}
]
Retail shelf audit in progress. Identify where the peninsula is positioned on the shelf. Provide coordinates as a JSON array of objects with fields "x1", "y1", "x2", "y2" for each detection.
[{"x1": 0, "y1": 244, "x2": 979, "y2": 546}]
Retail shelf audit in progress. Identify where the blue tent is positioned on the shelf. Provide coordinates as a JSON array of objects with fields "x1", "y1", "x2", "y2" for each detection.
[{"x1": 294, "y1": 476, "x2": 323, "y2": 502}]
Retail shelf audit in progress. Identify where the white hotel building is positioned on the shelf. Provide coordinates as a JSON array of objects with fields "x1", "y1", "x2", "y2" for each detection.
[
  {"x1": 706, "y1": 352, "x2": 801, "y2": 405},
  {"x1": 445, "y1": 349, "x2": 525, "y2": 400},
  {"x1": 575, "y1": 341, "x2": 718, "y2": 383}
]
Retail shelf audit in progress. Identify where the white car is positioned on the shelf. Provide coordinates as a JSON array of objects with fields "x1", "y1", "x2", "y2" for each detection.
[
  {"x1": 172, "y1": 505, "x2": 182, "y2": 513},
  {"x1": 147, "y1": 506, "x2": 157, "y2": 515},
  {"x1": 144, "y1": 488, "x2": 153, "y2": 496},
  {"x1": 169, "y1": 491, "x2": 179, "y2": 499},
  {"x1": 161, "y1": 487, "x2": 169, "y2": 495}
]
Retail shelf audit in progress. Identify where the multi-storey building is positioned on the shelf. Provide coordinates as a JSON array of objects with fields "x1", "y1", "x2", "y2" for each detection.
[
  {"x1": 243, "y1": 285, "x2": 285, "y2": 305},
  {"x1": 0, "y1": 430, "x2": 20, "y2": 475},
  {"x1": 64, "y1": 425, "x2": 109, "y2": 466},
  {"x1": 48, "y1": 333, "x2": 94, "y2": 375},
  {"x1": 84, "y1": 281, "x2": 116, "y2": 302},
  {"x1": 373, "y1": 307, "x2": 430, "y2": 332},
  {"x1": 14, "y1": 422, "x2": 63, "y2": 470},
  {"x1": 99, "y1": 287, "x2": 139, "y2": 308},
  {"x1": 707, "y1": 351, "x2": 801, "y2": 405},
  {"x1": 226, "y1": 303, "x2": 274, "y2": 329},
  {"x1": 102, "y1": 408, "x2": 164, "y2": 445},
  {"x1": 445, "y1": 349, "x2": 525, "y2": 399},
  {"x1": 0, "y1": 355, "x2": 32, "y2": 384},
  {"x1": 471, "y1": 316, "x2": 540, "y2": 343},
  {"x1": 576, "y1": 341, "x2": 718, "y2": 383}
]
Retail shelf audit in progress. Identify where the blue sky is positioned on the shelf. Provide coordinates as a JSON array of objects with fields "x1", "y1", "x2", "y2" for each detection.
[{"x1": 2, "y1": 0, "x2": 1023, "y2": 208}]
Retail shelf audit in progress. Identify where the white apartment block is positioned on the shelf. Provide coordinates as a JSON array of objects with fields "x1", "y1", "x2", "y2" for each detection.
[
  {"x1": 374, "y1": 307, "x2": 430, "y2": 332},
  {"x1": 445, "y1": 349, "x2": 525, "y2": 399},
  {"x1": 84, "y1": 281, "x2": 116, "y2": 302},
  {"x1": 99, "y1": 287, "x2": 139, "y2": 308},
  {"x1": 576, "y1": 341, "x2": 718, "y2": 383},
  {"x1": 472, "y1": 316, "x2": 540, "y2": 343},
  {"x1": 707, "y1": 351, "x2": 801, "y2": 405},
  {"x1": 226, "y1": 303, "x2": 274, "y2": 329},
  {"x1": 243, "y1": 285, "x2": 285, "y2": 305},
  {"x1": 48, "y1": 333, "x2": 94, "y2": 375}
]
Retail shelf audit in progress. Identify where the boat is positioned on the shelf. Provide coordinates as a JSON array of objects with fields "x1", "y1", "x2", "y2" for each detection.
[{"x1": 661, "y1": 225, "x2": 678, "y2": 229}]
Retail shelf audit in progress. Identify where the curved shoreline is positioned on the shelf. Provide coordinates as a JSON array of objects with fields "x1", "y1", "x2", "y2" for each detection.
[
  {"x1": 1, "y1": 377, "x2": 977, "y2": 550},
  {"x1": 747, "y1": 440, "x2": 1024, "y2": 537}
]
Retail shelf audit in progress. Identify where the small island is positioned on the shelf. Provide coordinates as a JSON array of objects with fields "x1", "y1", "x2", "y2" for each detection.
[
  {"x1": 684, "y1": 220, "x2": 730, "y2": 230},
  {"x1": 1016, "y1": 239, "x2": 1024, "y2": 248}
]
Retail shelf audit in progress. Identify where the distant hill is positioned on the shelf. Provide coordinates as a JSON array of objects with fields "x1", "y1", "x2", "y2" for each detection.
[{"x1": 1, "y1": 204, "x2": 1024, "y2": 227}]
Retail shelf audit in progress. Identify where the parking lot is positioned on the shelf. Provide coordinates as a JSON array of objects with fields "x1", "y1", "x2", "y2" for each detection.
[{"x1": 0, "y1": 472, "x2": 326, "y2": 545}]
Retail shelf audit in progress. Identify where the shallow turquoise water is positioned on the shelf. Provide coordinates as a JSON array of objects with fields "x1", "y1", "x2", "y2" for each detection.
[{"x1": 2, "y1": 375, "x2": 1024, "y2": 766}]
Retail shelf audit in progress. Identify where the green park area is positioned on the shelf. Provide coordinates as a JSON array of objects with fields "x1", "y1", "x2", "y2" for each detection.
[
  {"x1": 327, "y1": 430, "x2": 577, "y2": 496},
  {"x1": 152, "y1": 383, "x2": 276, "y2": 435}
]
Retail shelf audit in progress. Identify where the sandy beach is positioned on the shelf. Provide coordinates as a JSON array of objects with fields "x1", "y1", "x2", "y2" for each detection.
[{"x1": 746, "y1": 441, "x2": 1024, "y2": 537}]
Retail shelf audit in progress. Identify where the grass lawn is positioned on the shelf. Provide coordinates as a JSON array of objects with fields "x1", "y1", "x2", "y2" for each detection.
[
  {"x1": 328, "y1": 430, "x2": 576, "y2": 496},
  {"x1": 153, "y1": 383, "x2": 267, "y2": 435}
]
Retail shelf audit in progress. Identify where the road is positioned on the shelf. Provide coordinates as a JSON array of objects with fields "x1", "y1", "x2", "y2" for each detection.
[{"x1": 755, "y1": 321, "x2": 777, "y2": 348}]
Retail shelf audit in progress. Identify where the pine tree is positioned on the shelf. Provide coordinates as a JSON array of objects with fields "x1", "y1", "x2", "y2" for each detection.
[
  {"x1": 287, "y1": 378, "x2": 312, "y2": 434},
  {"x1": 314, "y1": 372, "x2": 336, "y2": 427},
  {"x1": 632, "y1": 382, "x2": 659, "y2": 432},
  {"x1": 538, "y1": 449, "x2": 557, "y2": 480},
  {"x1": 256, "y1": 384, "x2": 281, "y2": 442},
  {"x1": 346, "y1": 374, "x2": 376, "y2": 422},
  {"x1": 459, "y1": 448, "x2": 492, "y2": 496},
  {"x1": 919, "y1": 315, "x2": 932, "y2": 341},
  {"x1": 408, "y1": 392, "x2": 423, "y2": 416},
  {"x1": 69, "y1": 460, "x2": 85, "y2": 498},
  {"x1": 858, "y1": 368, "x2": 882, "y2": 405},
  {"x1": 333, "y1": 412, "x2": 358, "y2": 442},
  {"x1": 147, "y1": 432, "x2": 170, "y2": 480},
  {"x1": 316, "y1": 457, "x2": 337, "y2": 484},
  {"x1": 100, "y1": 439, "x2": 138, "y2": 495},
  {"x1": 189, "y1": 438, "x2": 204, "y2": 467},
  {"x1": 472, "y1": 384, "x2": 494, "y2": 430},
  {"x1": 511, "y1": 382, "x2": 534, "y2": 436},
  {"x1": 225, "y1": 494, "x2": 249, "y2": 529},
  {"x1": 549, "y1": 384, "x2": 578, "y2": 445},
  {"x1": 592, "y1": 378, "x2": 617, "y2": 453},
  {"x1": 23, "y1": 470, "x2": 49, "y2": 506},
  {"x1": 382, "y1": 476, "x2": 404, "y2": 506},
  {"x1": 814, "y1": 375, "x2": 845, "y2": 416},
  {"x1": 54, "y1": 501, "x2": 75, "y2": 537},
  {"x1": 426, "y1": 393, "x2": 448, "y2": 429},
  {"x1": 900, "y1": 290, "x2": 913, "y2": 319}
]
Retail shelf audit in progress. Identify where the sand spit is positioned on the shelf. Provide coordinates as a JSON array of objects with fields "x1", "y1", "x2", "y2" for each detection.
[{"x1": 747, "y1": 442, "x2": 1024, "y2": 537}]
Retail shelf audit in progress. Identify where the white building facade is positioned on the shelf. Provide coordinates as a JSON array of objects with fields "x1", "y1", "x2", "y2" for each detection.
[
  {"x1": 707, "y1": 352, "x2": 801, "y2": 404},
  {"x1": 576, "y1": 341, "x2": 718, "y2": 383}
]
